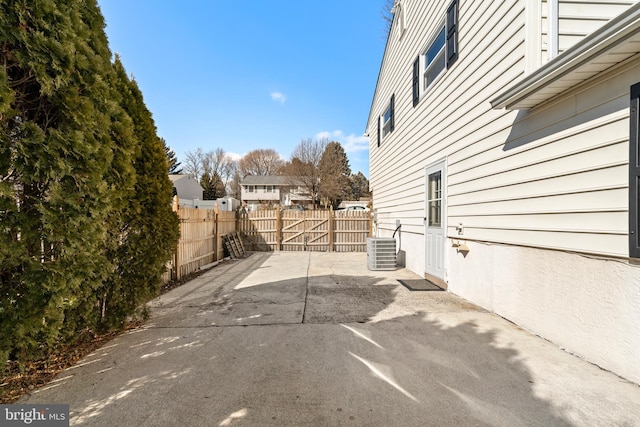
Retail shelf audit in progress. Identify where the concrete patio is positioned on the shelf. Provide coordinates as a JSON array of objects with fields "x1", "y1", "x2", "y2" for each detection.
[{"x1": 21, "y1": 252, "x2": 640, "y2": 426}]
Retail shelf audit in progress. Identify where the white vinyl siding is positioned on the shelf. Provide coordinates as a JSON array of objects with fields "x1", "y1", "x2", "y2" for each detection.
[
  {"x1": 541, "y1": 0, "x2": 637, "y2": 62},
  {"x1": 370, "y1": 0, "x2": 524, "y2": 235},
  {"x1": 241, "y1": 185, "x2": 281, "y2": 201},
  {"x1": 367, "y1": 0, "x2": 640, "y2": 259}
]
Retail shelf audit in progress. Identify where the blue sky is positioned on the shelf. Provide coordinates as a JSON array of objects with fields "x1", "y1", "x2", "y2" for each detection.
[{"x1": 97, "y1": 1, "x2": 389, "y2": 177}]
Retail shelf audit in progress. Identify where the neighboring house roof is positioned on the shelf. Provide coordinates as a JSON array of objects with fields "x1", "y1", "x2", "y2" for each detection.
[
  {"x1": 169, "y1": 174, "x2": 198, "y2": 184},
  {"x1": 491, "y1": 2, "x2": 640, "y2": 110},
  {"x1": 240, "y1": 176, "x2": 300, "y2": 186},
  {"x1": 168, "y1": 174, "x2": 203, "y2": 198}
]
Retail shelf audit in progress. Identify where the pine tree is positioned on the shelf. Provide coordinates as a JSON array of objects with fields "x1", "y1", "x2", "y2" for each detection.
[
  {"x1": 319, "y1": 141, "x2": 351, "y2": 208},
  {"x1": 349, "y1": 172, "x2": 370, "y2": 200},
  {"x1": 163, "y1": 138, "x2": 183, "y2": 174},
  {"x1": 201, "y1": 172, "x2": 225, "y2": 200}
]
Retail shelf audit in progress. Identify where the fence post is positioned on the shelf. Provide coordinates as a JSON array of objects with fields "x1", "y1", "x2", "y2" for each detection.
[
  {"x1": 214, "y1": 208, "x2": 219, "y2": 261},
  {"x1": 173, "y1": 195, "x2": 182, "y2": 281},
  {"x1": 329, "y1": 206, "x2": 334, "y2": 252},
  {"x1": 276, "y1": 206, "x2": 281, "y2": 251}
]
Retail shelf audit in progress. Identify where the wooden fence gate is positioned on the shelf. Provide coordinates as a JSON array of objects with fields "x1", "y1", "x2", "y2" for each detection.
[
  {"x1": 282, "y1": 210, "x2": 330, "y2": 251},
  {"x1": 238, "y1": 208, "x2": 370, "y2": 252}
]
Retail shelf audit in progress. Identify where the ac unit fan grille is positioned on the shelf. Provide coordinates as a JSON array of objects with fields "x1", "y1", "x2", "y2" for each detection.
[{"x1": 367, "y1": 237, "x2": 396, "y2": 271}]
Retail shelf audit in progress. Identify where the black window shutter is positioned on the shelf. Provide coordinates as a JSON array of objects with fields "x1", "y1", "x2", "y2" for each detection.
[
  {"x1": 377, "y1": 115, "x2": 381, "y2": 147},
  {"x1": 446, "y1": 0, "x2": 458, "y2": 67},
  {"x1": 630, "y1": 82, "x2": 640, "y2": 257},
  {"x1": 412, "y1": 57, "x2": 420, "y2": 107},
  {"x1": 390, "y1": 94, "x2": 395, "y2": 133}
]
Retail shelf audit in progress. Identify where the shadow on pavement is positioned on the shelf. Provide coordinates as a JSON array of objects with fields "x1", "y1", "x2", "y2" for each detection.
[{"x1": 20, "y1": 253, "x2": 622, "y2": 426}]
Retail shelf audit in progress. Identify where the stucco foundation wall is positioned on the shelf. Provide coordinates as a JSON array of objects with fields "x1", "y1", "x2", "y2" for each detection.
[
  {"x1": 396, "y1": 231, "x2": 425, "y2": 275},
  {"x1": 448, "y1": 240, "x2": 640, "y2": 384}
]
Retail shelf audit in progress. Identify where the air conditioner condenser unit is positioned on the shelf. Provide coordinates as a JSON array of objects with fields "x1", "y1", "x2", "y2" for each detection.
[{"x1": 367, "y1": 237, "x2": 396, "y2": 271}]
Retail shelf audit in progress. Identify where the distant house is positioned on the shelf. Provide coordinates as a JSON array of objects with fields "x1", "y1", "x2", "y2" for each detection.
[
  {"x1": 240, "y1": 176, "x2": 310, "y2": 210},
  {"x1": 169, "y1": 174, "x2": 203, "y2": 201},
  {"x1": 367, "y1": 0, "x2": 640, "y2": 384}
]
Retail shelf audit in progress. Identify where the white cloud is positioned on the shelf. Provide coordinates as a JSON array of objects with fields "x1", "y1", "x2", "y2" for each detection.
[
  {"x1": 315, "y1": 130, "x2": 369, "y2": 153},
  {"x1": 343, "y1": 134, "x2": 370, "y2": 153},
  {"x1": 315, "y1": 131, "x2": 332, "y2": 140},
  {"x1": 226, "y1": 152, "x2": 242, "y2": 161},
  {"x1": 270, "y1": 92, "x2": 286, "y2": 104}
]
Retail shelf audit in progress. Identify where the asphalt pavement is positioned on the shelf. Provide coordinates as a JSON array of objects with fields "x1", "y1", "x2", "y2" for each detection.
[{"x1": 21, "y1": 252, "x2": 640, "y2": 426}]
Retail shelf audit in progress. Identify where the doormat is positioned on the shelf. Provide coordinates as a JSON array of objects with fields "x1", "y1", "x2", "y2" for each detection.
[{"x1": 398, "y1": 279, "x2": 444, "y2": 291}]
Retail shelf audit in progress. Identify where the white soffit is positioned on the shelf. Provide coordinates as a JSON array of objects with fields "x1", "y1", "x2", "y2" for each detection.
[{"x1": 491, "y1": 2, "x2": 640, "y2": 110}]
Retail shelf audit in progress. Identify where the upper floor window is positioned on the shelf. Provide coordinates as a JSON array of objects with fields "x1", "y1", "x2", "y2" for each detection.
[
  {"x1": 382, "y1": 103, "x2": 392, "y2": 136},
  {"x1": 424, "y1": 27, "x2": 446, "y2": 89},
  {"x1": 378, "y1": 94, "x2": 395, "y2": 146},
  {"x1": 247, "y1": 185, "x2": 255, "y2": 192},
  {"x1": 265, "y1": 185, "x2": 274, "y2": 193},
  {"x1": 413, "y1": 0, "x2": 459, "y2": 106}
]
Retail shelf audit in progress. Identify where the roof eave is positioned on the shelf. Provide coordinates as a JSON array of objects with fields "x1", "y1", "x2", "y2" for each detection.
[
  {"x1": 491, "y1": 2, "x2": 640, "y2": 110},
  {"x1": 365, "y1": 10, "x2": 396, "y2": 133}
]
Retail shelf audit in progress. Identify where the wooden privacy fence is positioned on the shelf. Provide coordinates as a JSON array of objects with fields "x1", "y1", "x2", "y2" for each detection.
[
  {"x1": 162, "y1": 205, "x2": 373, "y2": 284},
  {"x1": 163, "y1": 200, "x2": 238, "y2": 283},
  {"x1": 238, "y1": 208, "x2": 371, "y2": 252}
]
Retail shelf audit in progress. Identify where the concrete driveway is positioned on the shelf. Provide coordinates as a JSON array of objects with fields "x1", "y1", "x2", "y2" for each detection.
[{"x1": 22, "y1": 252, "x2": 640, "y2": 426}]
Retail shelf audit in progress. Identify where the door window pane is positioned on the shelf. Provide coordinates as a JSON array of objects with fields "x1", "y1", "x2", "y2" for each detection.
[{"x1": 428, "y1": 171, "x2": 442, "y2": 227}]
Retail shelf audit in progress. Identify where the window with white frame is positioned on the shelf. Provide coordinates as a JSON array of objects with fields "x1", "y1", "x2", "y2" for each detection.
[
  {"x1": 412, "y1": 0, "x2": 459, "y2": 106},
  {"x1": 424, "y1": 26, "x2": 446, "y2": 89},
  {"x1": 378, "y1": 94, "x2": 395, "y2": 147},
  {"x1": 247, "y1": 185, "x2": 255, "y2": 192}
]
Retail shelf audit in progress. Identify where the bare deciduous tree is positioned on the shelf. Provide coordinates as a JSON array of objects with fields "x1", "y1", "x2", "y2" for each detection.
[
  {"x1": 382, "y1": 0, "x2": 395, "y2": 35},
  {"x1": 282, "y1": 138, "x2": 328, "y2": 208},
  {"x1": 183, "y1": 147, "x2": 237, "y2": 197},
  {"x1": 183, "y1": 148, "x2": 204, "y2": 181},
  {"x1": 228, "y1": 168, "x2": 242, "y2": 200},
  {"x1": 239, "y1": 148, "x2": 284, "y2": 177}
]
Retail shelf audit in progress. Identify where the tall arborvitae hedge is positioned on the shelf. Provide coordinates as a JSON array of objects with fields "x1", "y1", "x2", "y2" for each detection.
[
  {"x1": 0, "y1": 0, "x2": 179, "y2": 365},
  {"x1": 98, "y1": 57, "x2": 179, "y2": 328}
]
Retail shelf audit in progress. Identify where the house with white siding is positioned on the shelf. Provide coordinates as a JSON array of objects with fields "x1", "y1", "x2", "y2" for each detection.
[
  {"x1": 367, "y1": 0, "x2": 640, "y2": 384},
  {"x1": 240, "y1": 176, "x2": 310, "y2": 210}
]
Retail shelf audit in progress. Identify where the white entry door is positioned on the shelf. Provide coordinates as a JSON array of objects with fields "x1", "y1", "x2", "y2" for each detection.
[{"x1": 425, "y1": 161, "x2": 446, "y2": 279}]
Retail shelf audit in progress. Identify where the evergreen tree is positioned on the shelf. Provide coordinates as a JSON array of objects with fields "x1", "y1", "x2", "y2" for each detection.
[
  {"x1": 163, "y1": 138, "x2": 182, "y2": 174},
  {"x1": 201, "y1": 172, "x2": 226, "y2": 200},
  {"x1": 319, "y1": 141, "x2": 351, "y2": 208},
  {"x1": 349, "y1": 172, "x2": 370, "y2": 200},
  {"x1": 0, "y1": 0, "x2": 124, "y2": 360},
  {"x1": 0, "y1": 0, "x2": 179, "y2": 365},
  {"x1": 98, "y1": 57, "x2": 179, "y2": 328}
]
